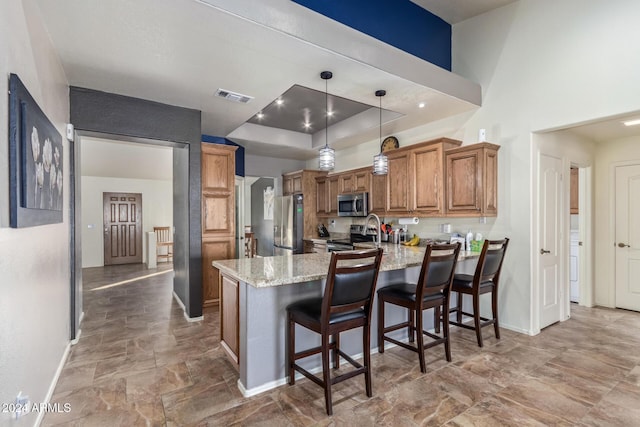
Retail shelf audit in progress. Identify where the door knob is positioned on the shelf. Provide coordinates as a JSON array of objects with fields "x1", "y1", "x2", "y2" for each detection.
[
  {"x1": 540, "y1": 248, "x2": 551, "y2": 254},
  {"x1": 618, "y1": 242, "x2": 630, "y2": 248}
]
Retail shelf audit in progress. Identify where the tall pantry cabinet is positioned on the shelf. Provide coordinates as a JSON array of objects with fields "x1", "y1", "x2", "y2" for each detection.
[{"x1": 201, "y1": 143, "x2": 237, "y2": 307}]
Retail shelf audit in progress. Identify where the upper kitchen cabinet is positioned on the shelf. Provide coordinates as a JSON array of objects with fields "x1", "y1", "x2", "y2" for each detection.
[
  {"x1": 412, "y1": 138, "x2": 462, "y2": 215},
  {"x1": 201, "y1": 143, "x2": 237, "y2": 307},
  {"x1": 386, "y1": 137, "x2": 462, "y2": 215},
  {"x1": 369, "y1": 173, "x2": 387, "y2": 214},
  {"x1": 339, "y1": 167, "x2": 370, "y2": 194},
  {"x1": 386, "y1": 150, "x2": 412, "y2": 214},
  {"x1": 315, "y1": 174, "x2": 340, "y2": 217},
  {"x1": 445, "y1": 142, "x2": 500, "y2": 217},
  {"x1": 283, "y1": 171, "x2": 303, "y2": 196},
  {"x1": 570, "y1": 167, "x2": 579, "y2": 214}
]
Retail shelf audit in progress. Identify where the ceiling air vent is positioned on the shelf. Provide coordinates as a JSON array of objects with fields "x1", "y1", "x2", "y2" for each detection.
[{"x1": 214, "y1": 88, "x2": 253, "y2": 104}]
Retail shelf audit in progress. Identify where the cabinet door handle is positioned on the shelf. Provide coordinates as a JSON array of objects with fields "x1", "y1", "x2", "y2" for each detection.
[{"x1": 540, "y1": 248, "x2": 551, "y2": 255}]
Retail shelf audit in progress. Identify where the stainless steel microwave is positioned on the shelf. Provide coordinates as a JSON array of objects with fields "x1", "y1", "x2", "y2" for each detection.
[{"x1": 337, "y1": 192, "x2": 369, "y2": 217}]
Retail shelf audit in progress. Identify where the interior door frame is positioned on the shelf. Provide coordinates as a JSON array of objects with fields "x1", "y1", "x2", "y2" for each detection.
[
  {"x1": 532, "y1": 138, "x2": 594, "y2": 335},
  {"x1": 609, "y1": 160, "x2": 640, "y2": 307},
  {"x1": 70, "y1": 130, "x2": 189, "y2": 336},
  {"x1": 235, "y1": 176, "x2": 246, "y2": 258}
]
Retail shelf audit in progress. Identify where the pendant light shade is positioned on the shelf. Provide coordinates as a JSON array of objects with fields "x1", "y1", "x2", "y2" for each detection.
[
  {"x1": 373, "y1": 90, "x2": 388, "y2": 175},
  {"x1": 318, "y1": 71, "x2": 335, "y2": 171}
]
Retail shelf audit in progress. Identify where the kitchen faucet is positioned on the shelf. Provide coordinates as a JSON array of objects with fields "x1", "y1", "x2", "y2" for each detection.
[{"x1": 364, "y1": 213, "x2": 382, "y2": 248}]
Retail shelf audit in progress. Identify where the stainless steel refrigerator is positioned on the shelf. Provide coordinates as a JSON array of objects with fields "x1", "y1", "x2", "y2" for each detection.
[{"x1": 273, "y1": 194, "x2": 304, "y2": 256}]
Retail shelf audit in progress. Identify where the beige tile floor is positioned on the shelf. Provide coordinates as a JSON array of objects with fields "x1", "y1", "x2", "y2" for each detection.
[{"x1": 43, "y1": 264, "x2": 640, "y2": 426}]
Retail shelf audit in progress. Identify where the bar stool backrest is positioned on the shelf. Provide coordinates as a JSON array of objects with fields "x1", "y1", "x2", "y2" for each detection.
[
  {"x1": 322, "y1": 249, "x2": 384, "y2": 317},
  {"x1": 474, "y1": 238, "x2": 510, "y2": 287},
  {"x1": 417, "y1": 243, "x2": 461, "y2": 300}
]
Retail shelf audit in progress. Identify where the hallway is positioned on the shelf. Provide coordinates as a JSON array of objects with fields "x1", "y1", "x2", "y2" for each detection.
[{"x1": 43, "y1": 264, "x2": 640, "y2": 425}]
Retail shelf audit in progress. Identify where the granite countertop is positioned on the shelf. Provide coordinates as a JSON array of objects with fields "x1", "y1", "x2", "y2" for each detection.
[{"x1": 212, "y1": 242, "x2": 480, "y2": 288}]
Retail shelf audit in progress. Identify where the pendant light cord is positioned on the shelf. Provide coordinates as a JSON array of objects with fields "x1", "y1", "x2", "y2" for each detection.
[{"x1": 325, "y1": 77, "x2": 329, "y2": 149}]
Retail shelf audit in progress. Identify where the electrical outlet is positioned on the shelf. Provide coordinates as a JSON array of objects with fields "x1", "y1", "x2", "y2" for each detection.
[
  {"x1": 479, "y1": 217, "x2": 487, "y2": 224},
  {"x1": 329, "y1": 219, "x2": 336, "y2": 228}
]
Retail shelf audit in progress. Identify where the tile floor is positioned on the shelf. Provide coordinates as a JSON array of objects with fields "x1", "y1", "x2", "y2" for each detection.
[{"x1": 43, "y1": 264, "x2": 640, "y2": 426}]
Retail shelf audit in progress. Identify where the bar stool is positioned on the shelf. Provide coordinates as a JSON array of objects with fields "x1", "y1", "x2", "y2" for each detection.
[
  {"x1": 377, "y1": 243, "x2": 461, "y2": 372},
  {"x1": 286, "y1": 248, "x2": 383, "y2": 416},
  {"x1": 449, "y1": 238, "x2": 509, "y2": 347}
]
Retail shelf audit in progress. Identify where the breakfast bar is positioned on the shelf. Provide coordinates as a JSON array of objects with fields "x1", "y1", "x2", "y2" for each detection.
[{"x1": 212, "y1": 244, "x2": 479, "y2": 396}]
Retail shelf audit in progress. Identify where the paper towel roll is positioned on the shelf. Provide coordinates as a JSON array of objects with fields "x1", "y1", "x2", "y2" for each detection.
[{"x1": 398, "y1": 217, "x2": 419, "y2": 225}]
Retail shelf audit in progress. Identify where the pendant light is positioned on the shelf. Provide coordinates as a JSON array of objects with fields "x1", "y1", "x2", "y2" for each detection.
[
  {"x1": 373, "y1": 90, "x2": 388, "y2": 175},
  {"x1": 318, "y1": 71, "x2": 335, "y2": 171}
]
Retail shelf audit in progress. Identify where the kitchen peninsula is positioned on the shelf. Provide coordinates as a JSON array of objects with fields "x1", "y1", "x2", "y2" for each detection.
[{"x1": 212, "y1": 243, "x2": 479, "y2": 396}]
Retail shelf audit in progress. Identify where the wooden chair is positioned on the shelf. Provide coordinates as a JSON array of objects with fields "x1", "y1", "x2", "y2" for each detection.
[
  {"x1": 286, "y1": 248, "x2": 383, "y2": 416},
  {"x1": 153, "y1": 226, "x2": 173, "y2": 263},
  {"x1": 377, "y1": 243, "x2": 461, "y2": 372},
  {"x1": 244, "y1": 232, "x2": 257, "y2": 258},
  {"x1": 449, "y1": 238, "x2": 509, "y2": 347}
]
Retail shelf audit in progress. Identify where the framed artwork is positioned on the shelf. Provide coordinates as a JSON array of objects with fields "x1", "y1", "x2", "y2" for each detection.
[{"x1": 9, "y1": 73, "x2": 64, "y2": 228}]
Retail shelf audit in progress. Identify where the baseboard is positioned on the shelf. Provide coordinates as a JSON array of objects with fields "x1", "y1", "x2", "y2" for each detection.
[
  {"x1": 70, "y1": 328, "x2": 82, "y2": 345},
  {"x1": 35, "y1": 342, "x2": 71, "y2": 426},
  {"x1": 238, "y1": 338, "x2": 409, "y2": 397},
  {"x1": 172, "y1": 291, "x2": 203, "y2": 323}
]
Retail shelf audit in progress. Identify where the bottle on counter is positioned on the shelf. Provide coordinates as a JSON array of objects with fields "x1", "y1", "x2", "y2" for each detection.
[{"x1": 466, "y1": 230, "x2": 473, "y2": 251}]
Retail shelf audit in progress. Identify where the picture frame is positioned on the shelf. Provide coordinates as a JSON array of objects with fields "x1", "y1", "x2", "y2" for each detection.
[{"x1": 9, "y1": 73, "x2": 64, "y2": 228}]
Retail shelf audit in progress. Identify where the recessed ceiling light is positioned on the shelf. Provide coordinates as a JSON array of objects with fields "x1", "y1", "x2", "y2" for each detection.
[
  {"x1": 623, "y1": 118, "x2": 640, "y2": 126},
  {"x1": 418, "y1": 102, "x2": 426, "y2": 108},
  {"x1": 327, "y1": 111, "x2": 334, "y2": 117},
  {"x1": 304, "y1": 122, "x2": 311, "y2": 129},
  {"x1": 256, "y1": 112, "x2": 264, "y2": 119},
  {"x1": 275, "y1": 99, "x2": 284, "y2": 105}
]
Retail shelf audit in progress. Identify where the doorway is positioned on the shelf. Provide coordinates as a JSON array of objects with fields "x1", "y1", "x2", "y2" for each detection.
[{"x1": 103, "y1": 192, "x2": 143, "y2": 265}]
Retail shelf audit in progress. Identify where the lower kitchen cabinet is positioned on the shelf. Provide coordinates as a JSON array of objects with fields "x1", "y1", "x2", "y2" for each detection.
[
  {"x1": 202, "y1": 238, "x2": 234, "y2": 306},
  {"x1": 220, "y1": 271, "x2": 239, "y2": 367}
]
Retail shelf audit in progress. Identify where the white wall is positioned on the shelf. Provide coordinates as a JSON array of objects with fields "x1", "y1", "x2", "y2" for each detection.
[
  {"x1": 81, "y1": 176, "x2": 173, "y2": 267},
  {"x1": 594, "y1": 136, "x2": 640, "y2": 307},
  {"x1": 315, "y1": 0, "x2": 640, "y2": 334},
  {"x1": 0, "y1": 0, "x2": 71, "y2": 425}
]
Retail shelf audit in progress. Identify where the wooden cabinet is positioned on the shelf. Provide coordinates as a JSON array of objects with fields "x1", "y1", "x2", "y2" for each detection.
[
  {"x1": 220, "y1": 272, "x2": 239, "y2": 366},
  {"x1": 315, "y1": 176, "x2": 328, "y2": 216},
  {"x1": 369, "y1": 173, "x2": 387, "y2": 214},
  {"x1": 201, "y1": 143, "x2": 236, "y2": 306},
  {"x1": 339, "y1": 167, "x2": 370, "y2": 194},
  {"x1": 445, "y1": 142, "x2": 499, "y2": 217},
  {"x1": 385, "y1": 138, "x2": 461, "y2": 215},
  {"x1": 412, "y1": 140, "x2": 460, "y2": 215},
  {"x1": 570, "y1": 167, "x2": 579, "y2": 214},
  {"x1": 386, "y1": 150, "x2": 412, "y2": 214},
  {"x1": 283, "y1": 172, "x2": 303, "y2": 196},
  {"x1": 327, "y1": 175, "x2": 339, "y2": 216},
  {"x1": 315, "y1": 173, "x2": 339, "y2": 217}
]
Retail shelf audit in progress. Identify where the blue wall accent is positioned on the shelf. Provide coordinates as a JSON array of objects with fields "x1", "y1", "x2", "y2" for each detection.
[
  {"x1": 201, "y1": 135, "x2": 245, "y2": 177},
  {"x1": 291, "y1": 0, "x2": 451, "y2": 71}
]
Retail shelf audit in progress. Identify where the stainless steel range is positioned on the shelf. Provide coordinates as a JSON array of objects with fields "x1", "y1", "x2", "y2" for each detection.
[{"x1": 326, "y1": 224, "x2": 377, "y2": 252}]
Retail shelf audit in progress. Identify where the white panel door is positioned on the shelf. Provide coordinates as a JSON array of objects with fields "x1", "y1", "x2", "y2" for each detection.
[
  {"x1": 539, "y1": 154, "x2": 563, "y2": 328},
  {"x1": 615, "y1": 165, "x2": 640, "y2": 311}
]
